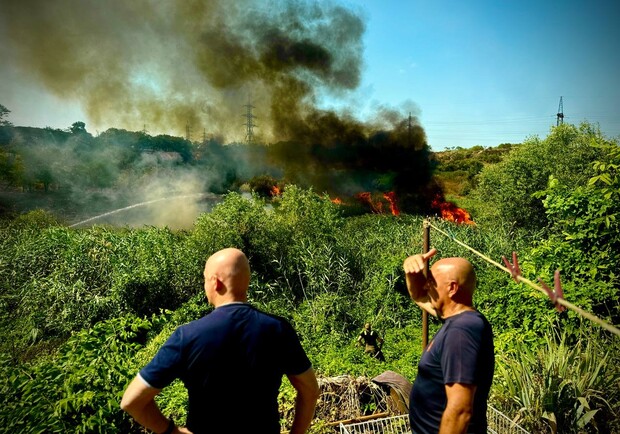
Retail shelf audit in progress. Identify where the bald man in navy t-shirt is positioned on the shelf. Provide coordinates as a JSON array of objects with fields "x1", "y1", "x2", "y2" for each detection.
[
  {"x1": 121, "y1": 248, "x2": 319, "y2": 434},
  {"x1": 403, "y1": 249, "x2": 494, "y2": 434}
]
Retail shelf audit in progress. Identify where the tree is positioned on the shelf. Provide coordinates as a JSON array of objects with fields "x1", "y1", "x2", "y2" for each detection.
[
  {"x1": 0, "y1": 104, "x2": 12, "y2": 126},
  {"x1": 529, "y1": 139, "x2": 620, "y2": 322},
  {"x1": 69, "y1": 121, "x2": 88, "y2": 135},
  {"x1": 472, "y1": 122, "x2": 606, "y2": 231},
  {"x1": 0, "y1": 149, "x2": 24, "y2": 189}
]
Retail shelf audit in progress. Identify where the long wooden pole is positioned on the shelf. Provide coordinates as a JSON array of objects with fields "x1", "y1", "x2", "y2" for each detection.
[{"x1": 422, "y1": 219, "x2": 430, "y2": 348}]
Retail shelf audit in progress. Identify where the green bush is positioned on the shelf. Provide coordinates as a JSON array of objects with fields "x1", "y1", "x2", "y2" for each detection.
[
  {"x1": 0, "y1": 218, "x2": 200, "y2": 358},
  {"x1": 0, "y1": 315, "x2": 156, "y2": 433},
  {"x1": 493, "y1": 327, "x2": 620, "y2": 433},
  {"x1": 472, "y1": 123, "x2": 607, "y2": 230}
]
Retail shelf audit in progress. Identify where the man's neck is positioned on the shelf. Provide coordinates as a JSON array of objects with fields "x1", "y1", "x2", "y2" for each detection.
[
  {"x1": 213, "y1": 297, "x2": 248, "y2": 308},
  {"x1": 441, "y1": 303, "x2": 475, "y2": 319}
]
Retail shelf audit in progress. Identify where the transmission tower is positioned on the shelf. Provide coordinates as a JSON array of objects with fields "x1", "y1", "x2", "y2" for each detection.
[
  {"x1": 556, "y1": 96, "x2": 564, "y2": 126},
  {"x1": 186, "y1": 122, "x2": 192, "y2": 142},
  {"x1": 243, "y1": 96, "x2": 257, "y2": 145}
]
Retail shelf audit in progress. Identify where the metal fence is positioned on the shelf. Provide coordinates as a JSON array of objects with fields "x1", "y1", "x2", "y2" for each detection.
[
  {"x1": 339, "y1": 414, "x2": 410, "y2": 434},
  {"x1": 339, "y1": 406, "x2": 529, "y2": 434},
  {"x1": 487, "y1": 405, "x2": 529, "y2": 434}
]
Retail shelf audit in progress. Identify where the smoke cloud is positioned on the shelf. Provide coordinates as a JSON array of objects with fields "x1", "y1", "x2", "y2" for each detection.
[
  {"x1": 1, "y1": 0, "x2": 434, "y2": 216},
  {"x1": 1, "y1": 0, "x2": 364, "y2": 141}
]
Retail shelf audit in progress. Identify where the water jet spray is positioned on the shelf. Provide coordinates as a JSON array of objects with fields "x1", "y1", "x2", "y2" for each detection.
[{"x1": 68, "y1": 193, "x2": 220, "y2": 228}]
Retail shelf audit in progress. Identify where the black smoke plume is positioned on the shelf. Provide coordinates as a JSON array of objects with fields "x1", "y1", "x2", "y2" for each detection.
[{"x1": 1, "y1": 0, "x2": 435, "y2": 213}]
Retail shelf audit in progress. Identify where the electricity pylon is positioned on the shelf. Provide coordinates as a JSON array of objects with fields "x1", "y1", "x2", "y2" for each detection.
[
  {"x1": 556, "y1": 96, "x2": 564, "y2": 126},
  {"x1": 243, "y1": 96, "x2": 257, "y2": 144}
]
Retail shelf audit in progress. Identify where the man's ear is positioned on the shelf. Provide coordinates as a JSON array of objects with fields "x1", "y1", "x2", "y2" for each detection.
[
  {"x1": 448, "y1": 281, "x2": 459, "y2": 298},
  {"x1": 214, "y1": 276, "x2": 224, "y2": 293}
]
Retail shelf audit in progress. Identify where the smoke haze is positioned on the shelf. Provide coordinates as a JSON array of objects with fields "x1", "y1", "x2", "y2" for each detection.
[
  {"x1": 1, "y1": 0, "x2": 435, "y2": 220},
  {"x1": 1, "y1": 0, "x2": 365, "y2": 142}
]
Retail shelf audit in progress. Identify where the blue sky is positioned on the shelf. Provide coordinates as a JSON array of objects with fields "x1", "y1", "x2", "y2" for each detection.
[
  {"x1": 336, "y1": 0, "x2": 620, "y2": 149},
  {"x1": 1, "y1": 0, "x2": 619, "y2": 150}
]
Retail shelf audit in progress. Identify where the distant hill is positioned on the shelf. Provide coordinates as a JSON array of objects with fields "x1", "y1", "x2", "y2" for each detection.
[{"x1": 432, "y1": 143, "x2": 517, "y2": 198}]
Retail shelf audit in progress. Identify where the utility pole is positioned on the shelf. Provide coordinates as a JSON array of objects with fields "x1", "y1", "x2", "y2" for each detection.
[
  {"x1": 243, "y1": 95, "x2": 257, "y2": 145},
  {"x1": 556, "y1": 96, "x2": 564, "y2": 126},
  {"x1": 408, "y1": 112, "x2": 413, "y2": 146}
]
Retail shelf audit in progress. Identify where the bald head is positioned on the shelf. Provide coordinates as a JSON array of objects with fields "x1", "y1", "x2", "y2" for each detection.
[
  {"x1": 431, "y1": 257, "x2": 476, "y2": 303},
  {"x1": 204, "y1": 248, "x2": 251, "y2": 306}
]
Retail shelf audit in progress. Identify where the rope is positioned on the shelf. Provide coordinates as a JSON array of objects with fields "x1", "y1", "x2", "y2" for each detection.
[{"x1": 427, "y1": 220, "x2": 620, "y2": 338}]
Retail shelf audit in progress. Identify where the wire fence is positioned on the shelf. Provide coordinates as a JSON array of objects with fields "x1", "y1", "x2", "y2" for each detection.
[
  {"x1": 487, "y1": 406, "x2": 529, "y2": 434},
  {"x1": 339, "y1": 405, "x2": 529, "y2": 434},
  {"x1": 339, "y1": 414, "x2": 409, "y2": 434}
]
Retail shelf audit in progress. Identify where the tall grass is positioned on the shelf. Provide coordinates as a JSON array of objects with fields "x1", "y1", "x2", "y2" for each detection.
[{"x1": 493, "y1": 325, "x2": 620, "y2": 433}]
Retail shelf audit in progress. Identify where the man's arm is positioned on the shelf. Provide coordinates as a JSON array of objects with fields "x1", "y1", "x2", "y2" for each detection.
[
  {"x1": 439, "y1": 382, "x2": 476, "y2": 434},
  {"x1": 402, "y1": 248, "x2": 437, "y2": 316},
  {"x1": 120, "y1": 375, "x2": 192, "y2": 434},
  {"x1": 286, "y1": 367, "x2": 320, "y2": 434}
]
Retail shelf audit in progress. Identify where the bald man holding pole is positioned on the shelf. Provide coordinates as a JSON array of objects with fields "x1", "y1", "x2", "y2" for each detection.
[
  {"x1": 403, "y1": 248, "x2": 494, "y2": 434},
  {"x1": 121, "y1": 248, "x2": 319, "y2": 434}
]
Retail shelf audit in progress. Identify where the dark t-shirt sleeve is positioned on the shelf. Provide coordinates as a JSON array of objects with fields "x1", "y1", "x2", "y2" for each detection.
[
  {"x1": 441, "y1": 325, "x2": 480, "y2": 385},
  {"x1": 280, "y1": 320, "x2": 312, "y2": 375},
  {"x1": 140, "y1": 328, "x2": 184, "y2": 389}
]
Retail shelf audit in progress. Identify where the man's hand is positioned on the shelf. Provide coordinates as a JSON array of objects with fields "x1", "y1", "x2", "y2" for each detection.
[
  {"x1": 403, "y1": 248, "x2": 437, "y2": 315},
  {"x1": 121, "y1": 376, "x2": 194, "y2": 434}
]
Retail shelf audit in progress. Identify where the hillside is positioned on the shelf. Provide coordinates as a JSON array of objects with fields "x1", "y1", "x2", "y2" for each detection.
[{"x1": 432, "y1": 143, "x2": 517, "y2": 199}]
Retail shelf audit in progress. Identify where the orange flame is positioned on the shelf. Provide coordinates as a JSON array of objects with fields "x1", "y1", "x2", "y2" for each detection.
[
  {"x1": 383, "y1": 191, "x2": 400, "y2": 216},
  {"x1": 356, "y1": 192, "x2": 381, "y2": 213},
  {"x1": 355, "y1": 191, "x2": 400, "y2": 215},
  {"x1": 270, "y1": 185, "x2": 281, "y2": 197},
  {"x1": 431, "y1": 195, "x2": 474, "y2": 224},
  {"x1": 331, "y1": 197, "x2": 343, "y2": 205}
]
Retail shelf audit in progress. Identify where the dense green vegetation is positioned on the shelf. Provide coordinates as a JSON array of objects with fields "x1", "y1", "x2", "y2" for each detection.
[
  {"x1": 1, "y1": 122, "x2": 619, "y2": 433},
  {"x1": 0, "y1": 114, "x2": 435, "y2": 221},
  {"x1": 433, "y1": 143, "x2": 517, "y2": 198}
]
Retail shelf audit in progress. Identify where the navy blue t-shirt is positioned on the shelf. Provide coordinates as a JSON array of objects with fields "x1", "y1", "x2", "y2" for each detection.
[
  {"x1": 409, "y1": 310, "x2": 494, "y2": 434},
  {"x1": 140, "y1": 303, "x2": 311, "y2": 434}
]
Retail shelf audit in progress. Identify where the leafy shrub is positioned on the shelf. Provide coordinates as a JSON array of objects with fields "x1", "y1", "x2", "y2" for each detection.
[
  {"x1": 472, "y1": 122, "x2": 607, "y2": 230},
  {"x1": 0, "y1": 220, "x2": 200, "y2": 358},
  {"x1": 525, "y1": 139, "x2": 620, "y2": 330},
  {"x1": 493, "y1": 327, "x2": 620, "y2": 433},
  {"x1": 0, "y1": 315, "x2": 156, "y2": 433}
]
